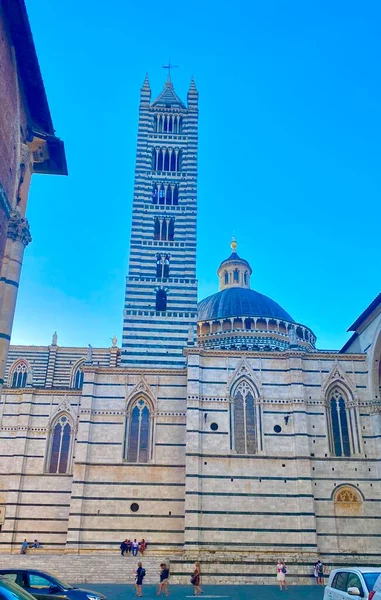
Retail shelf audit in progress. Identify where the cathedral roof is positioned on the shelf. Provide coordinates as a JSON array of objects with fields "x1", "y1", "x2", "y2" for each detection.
[
  {"x1": 198, "y1": 287, "x2": 295, "y2": 323},
  {"x1": 152, "y1": 76, "x2": 185, "y2": 109}
]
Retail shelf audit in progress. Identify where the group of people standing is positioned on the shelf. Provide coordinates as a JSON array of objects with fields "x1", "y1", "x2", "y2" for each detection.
[
  {"x1": 133, "y1": 561, "x2": 202, "y2": 597},
  {"x1": 120, "y1": 538, "x2": 147, "y2": 557}
]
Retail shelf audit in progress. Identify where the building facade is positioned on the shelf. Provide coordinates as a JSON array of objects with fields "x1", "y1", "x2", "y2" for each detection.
[
  {"x1": 0, "y1": 75, "x2": 380, "y2": 572},
  {"x1": 0, "y1": 0, "x2": 67, "y2": 393}
]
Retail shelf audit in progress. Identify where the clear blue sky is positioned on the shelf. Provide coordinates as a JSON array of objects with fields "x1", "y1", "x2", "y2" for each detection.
[{"x1": 12, "y1": 0, "x2": 380, "y2": 350}]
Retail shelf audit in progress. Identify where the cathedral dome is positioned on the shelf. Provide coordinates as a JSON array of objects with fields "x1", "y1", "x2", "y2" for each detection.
[
  {"x1": 197, "y1": 239, "x2": 316, "y2": 352},
  {"x1": 198, "y1": 287, "x2": 294, "y2": 323}
]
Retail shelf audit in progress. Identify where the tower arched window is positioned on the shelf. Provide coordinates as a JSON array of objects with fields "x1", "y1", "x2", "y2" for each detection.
[
  {"x1": 177, "y1": 150, "x2": 182, "y2": 172},
  {"x1": 166, "y1": 185, "x2": 172, "y2": 205},
  {"x1": 73, "y1": 366, "x2": 84, "y2": 389},
  {"x1": 327, "y1": 387, "x2": 360, "y2": 457},
  {"x1": 173, "y1": 185, "x2": 179, "y2": 205},
  {"x1": 159, "y1": 184, "x2": 165, "y2": 204},
  {"x1": 164, "y1": 149, "x2": 170, "y2": 171},
  {"x1": 168, "y1": 218, "x2": 174, "y2": 241},
  {"x1": 152, "y1": 184, "x2": 158, "y2": 204},
  {"x1": 163, "y1": 254, "x2": 170, "y2": 278},
  {"x1": 154, "y1": 217, "x2": 160, "y2": 240},
  {"x1": 10, "y1": 361, "x2": 28, "y2": 388},
  {"x1": 156, "y1": 288, "x2": 167, "y2": 312},
  {"x1": 47, "y1": 414, "x2": 73, "y2": 474},
  {"x1": 170, "y1": 150, "x2": 176, "y2": 171},
  {"x1": 244, "y1": 271, "x2": 248, "y2": 285},
  {"x1": 157, "y1": 149, "x2": 163, "y2": 171},
  {"x1": 233, "y1": 269, "x2": 239, "y2": 283},
  {"x1": 224, "y1": 271, "x2": 229, "y2": 285},
  {"x1": 232, "y1": 380, "x2": 260, "y2": 454},
  {"x1": 124, "y1": 397, "x2": 152, "y2": 463}
]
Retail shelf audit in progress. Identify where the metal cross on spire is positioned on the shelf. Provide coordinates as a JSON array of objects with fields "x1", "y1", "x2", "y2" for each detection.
[{"x1": 162, "y1": 60, "x2": 179, "y2": 82}]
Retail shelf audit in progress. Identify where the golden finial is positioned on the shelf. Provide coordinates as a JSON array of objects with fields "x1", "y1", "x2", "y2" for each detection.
[{"x1": 230, "y1": 236, "x2": 237, "y2": 252}]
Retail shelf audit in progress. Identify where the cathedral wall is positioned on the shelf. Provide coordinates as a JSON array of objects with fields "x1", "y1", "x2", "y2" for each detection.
[
  {"x1": 65, "y1": 369, "x2": 187, "y2": 553},
  {"x1": 184, "y1": 350, "x2": 381, "y2": 558},
  {"x1": 0, "y1": 389, "x2": 79, "y2": 551}
]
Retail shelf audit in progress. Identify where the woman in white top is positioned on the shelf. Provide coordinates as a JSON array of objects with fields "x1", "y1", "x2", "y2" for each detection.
[{"x1": 276, "y1": 560, "x2": 288, "y2": 591}]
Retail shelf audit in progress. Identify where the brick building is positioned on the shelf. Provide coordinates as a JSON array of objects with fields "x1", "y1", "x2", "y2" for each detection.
[{"x1": 0, "y1": 0, "x2": 67, "y2": 389}]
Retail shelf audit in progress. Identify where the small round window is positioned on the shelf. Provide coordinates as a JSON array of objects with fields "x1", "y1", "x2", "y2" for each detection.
[
  {"x1": 130, "y1": 502, "x2": 139, "y2": 513},
  {"x1": 273, "y1": 425, "x2": 282, "y2": 433},
  {"x1": 210, "y1": 422, "x2": 219, "y2": 431}
]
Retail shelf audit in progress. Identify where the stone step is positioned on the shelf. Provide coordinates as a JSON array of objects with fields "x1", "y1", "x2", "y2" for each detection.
[{"x1": 0, "y1": 552, "x2": 375, "y2": 585}]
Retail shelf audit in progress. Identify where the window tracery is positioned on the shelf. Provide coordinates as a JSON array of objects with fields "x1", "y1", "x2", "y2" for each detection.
[
  {"x1": 47, "y1": 414, "x2": 73, "y2": 474},
  {"x1": 232, "y1": 380, "x2": 259, "y2": 454},
  {"x1": 125, "y1": 398, "x2": 152, "y2": 463},
  {"x1": 10, "y1": 361, "x2": 28, "y2": 388}
]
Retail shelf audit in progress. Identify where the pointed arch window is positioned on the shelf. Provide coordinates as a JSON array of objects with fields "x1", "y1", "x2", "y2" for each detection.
[
  {"x1": 47, "y1": 415, "x2": 73, "y2": 474},
  {"x1": 173, "y1": 184, "x2": 179, "y2": 205},
  {"x1": 11, "y1": 361, "x2": 28, "y2": 388},
  {"x1": 231, "y1": 380, "x2": 261, "y2": 454},
  {"x1": 124, "y1": 398, "x2": 152, "y2": 463},
  {"x1": 156, "y1": 288, "x2": 167, "y2": 311},
  {"x1": 327, "y1": 387, "x2": 360, "y2": 457}
]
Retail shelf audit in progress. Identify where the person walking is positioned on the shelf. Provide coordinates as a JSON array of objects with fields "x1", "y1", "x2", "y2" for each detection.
[
  {"x1": 135, "y1": 562, "x2": 145, "y2": 597},
  {"x1": 120, "y1": 539, "x2": 127, "y2": 556},
  {"x1": 157, "y1": 563, "x2": 170, "y2": 596},
  {"x1": 20, "y1": 539, "x2": 28, "y2": 554},
  {"x1": 190, "y1": 562, "x2": 202, "y2": 596},
  {"x1": 132, "y1": 539, "x2": 139, "y2": 557},
  {"x1": 276, "y1": 559, "x2": 288, "y2": 591}
]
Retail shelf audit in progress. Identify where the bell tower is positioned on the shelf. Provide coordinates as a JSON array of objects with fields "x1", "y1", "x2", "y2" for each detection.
[{"x1": 121, "y1": 73, "x2": 199, "y2": 367}]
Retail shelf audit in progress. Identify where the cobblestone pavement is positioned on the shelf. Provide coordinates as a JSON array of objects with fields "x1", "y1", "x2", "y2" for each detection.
[{"x1": 88, "y1": 583, "x2": 325, "y2": 600}]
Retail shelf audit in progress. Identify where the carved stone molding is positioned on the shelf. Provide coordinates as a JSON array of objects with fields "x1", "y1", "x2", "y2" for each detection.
[{"x1": 7, "y1": 211, "x2": 32, "y2": 246}]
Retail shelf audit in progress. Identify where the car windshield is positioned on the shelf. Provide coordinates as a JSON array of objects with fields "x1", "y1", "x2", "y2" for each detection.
[
  {"x1": 43, "y1": 574, "x2": 73, "y2": 590},
  {"x1": 363, "y1": 573, "x2": 381, "y2": 591},
  {"x1": 0, "y1": 579, "x2": 36, "y2": 600}
]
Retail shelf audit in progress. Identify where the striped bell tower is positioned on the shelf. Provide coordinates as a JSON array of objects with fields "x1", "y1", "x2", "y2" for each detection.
[{"x1": 121, "y1": 73, "x2": 199, "y2": 367}]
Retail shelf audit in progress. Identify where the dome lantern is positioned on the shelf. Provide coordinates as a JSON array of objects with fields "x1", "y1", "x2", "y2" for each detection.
[{"x1": 217, "y1": 237, "x2": 252, "y2": 291}]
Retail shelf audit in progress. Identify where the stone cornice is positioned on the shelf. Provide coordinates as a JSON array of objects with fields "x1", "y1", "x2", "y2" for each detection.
[
  {"x1": 184, "y1": 348, "x2": 366, "y2": 361},
  {"x1": 2, "y1": 388, "x2": 81, "y2": 396}
]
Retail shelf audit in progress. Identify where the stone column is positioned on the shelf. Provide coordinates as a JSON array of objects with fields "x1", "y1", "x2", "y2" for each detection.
[{"x1": 0, "y1": 211, "x2": 31, "y2": 391}]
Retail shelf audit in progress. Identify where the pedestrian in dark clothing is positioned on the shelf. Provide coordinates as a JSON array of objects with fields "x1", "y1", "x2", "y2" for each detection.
[
  {"x1": 120, "y1": 539, "x2": 128, "y2": 556},
  {"x1": 135, "y1": 562, "x2": 145, "y2": 597},
  {"x1": 157, "y1": 563, "x2": 170, "y2": 596}
]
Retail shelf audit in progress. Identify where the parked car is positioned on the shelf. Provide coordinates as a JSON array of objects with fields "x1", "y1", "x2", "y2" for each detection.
[
  {"x1": 368, "y1": 573, "x2": 381, "y2": 600},
  {"x1": 324, "y1": 568, "x2": 381, "y2": 600},
  {"x1": 0, "y1": 577, "x2": 38, "y2": 600},
  {"x1": 0, "y1": 571, "x2": 106, "y2": 600}
]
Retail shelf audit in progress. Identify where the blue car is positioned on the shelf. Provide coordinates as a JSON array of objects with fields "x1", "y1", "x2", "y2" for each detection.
[{"x1": 0, "y1": 570, "x2": 106, "y2": 600}]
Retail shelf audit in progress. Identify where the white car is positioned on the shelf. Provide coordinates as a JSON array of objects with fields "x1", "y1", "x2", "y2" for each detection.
[
  {"x1": 324, "y1": 568, "x2": 381, "y2": 600},
  {"x1": 369, "y1": 574, "x2": 381, "y2": 600}
]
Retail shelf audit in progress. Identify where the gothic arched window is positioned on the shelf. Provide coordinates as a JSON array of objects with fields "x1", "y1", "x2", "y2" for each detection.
[
  {"x1": 159, "y1": 184, "x2": 165, "y2": 204},
  {"x1": 152, "y1": 184, "x2": 158, "y2": 204},
  {"x1": 48, "y1": 414, "x2": 73, "y2": 474},
  {"x1": 163, "y1": 255, "x2": 170, "y2": 278},
  {"x1": 232, "y1": 380, "x2": 258, "y2": 454},
  {"x1": 168, "y1": 218, "x2": 174, "y2": 241},
  {"x1": 11, "y1": 361, "x2": 28, "y2": 388},
  {"x1": 125, "y1": 398, "x2": 152, "y2": 463},
  {"x1": 176, "y1": 150, "x2": 182, "y2": 172},
  {"x1": 327, "y1": 387, "x2": 360, "y2": 457},
  {"x1": 166, "y1": 185, "x2": 172, "y2": 205},
  {"x1": 156, "y1": 289, "x2": 167, "y2": 312},
  {"x1": 173, "y1": 185, "x2": 179, "y2": 205},
  {"x1": 73, "y1": 366, "x2": 84, "y2": 389}
]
